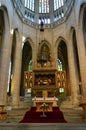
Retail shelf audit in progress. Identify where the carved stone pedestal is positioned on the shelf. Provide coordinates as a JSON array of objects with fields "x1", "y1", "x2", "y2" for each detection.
[{"x1": 0, "y1": 105, "x2": 7, "y2": 120}]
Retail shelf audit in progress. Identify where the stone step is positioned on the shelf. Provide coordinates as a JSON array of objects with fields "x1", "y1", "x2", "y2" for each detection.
[
  {"x1": 4, "y1": 106, "x2": 84, "y2": 123},
  {"x1": 0, "y1": 123, "x2": 86, "y2": 130}
]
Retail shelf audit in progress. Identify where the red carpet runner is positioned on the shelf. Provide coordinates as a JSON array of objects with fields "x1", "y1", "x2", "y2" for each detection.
[{"x1": 20, "y1": 107, "x2": 67, "y2": 123}]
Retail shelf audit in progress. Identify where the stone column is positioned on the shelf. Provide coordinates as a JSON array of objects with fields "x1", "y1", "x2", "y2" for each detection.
[
  {"x1": 33, "y1": 29, "x2": 39, "y2": 69},
  {"x1": 0, "y1": 16, "x2": 11, "y2": 106},
  {"x1": 76, "y1": 27, "x2": 86, "y2": 97},
  {"x1": 67, "y1": 39, "x2": 79, "y2": 105},
  {"x1": 11, "y1": 31, "x2": 22, "y2": 108},
  {"x1": 76, "y1": 24, "x2": 86, "y2": 121},
  {"x1": 0, "y1": 12, "x2": 12, "y2": 119},
  {"x1": 53, "y1": 46, "x2": 58, "y2": 69}
]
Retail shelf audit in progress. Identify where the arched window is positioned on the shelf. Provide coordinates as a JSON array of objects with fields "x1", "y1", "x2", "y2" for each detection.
[
  {"x1": 25, "y1": 0, "x2": 34, "y2": 11},
  {"x1": 39, "y1": 0, "x2": 49, "y2": 13},
  {"x1": 54, "y1": 0, "x2": 64, "y2": 11}
]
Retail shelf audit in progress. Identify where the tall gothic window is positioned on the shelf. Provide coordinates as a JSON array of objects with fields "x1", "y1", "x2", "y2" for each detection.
[
  {"x1": 39, "y1": 0, "x2": 49, "y2": 13},
  {"x1": 25, "y1": 0, "x2": 34, "y2": 11},
  {"x1": 54, "y1": 0, "x2": 64, "y2": 11}
]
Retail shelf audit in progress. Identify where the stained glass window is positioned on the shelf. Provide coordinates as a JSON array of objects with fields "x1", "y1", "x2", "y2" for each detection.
[
  {"x1": 28, "y1": 60, "x2": 32, "y2": 72},
  {"x1": 54, "y1": 0, "x2": 64, "y2": 11},
  {"x1": 58, "y1": 59, "x2": 63, "y2": 71},
  {"x1": 25, "y1": 0, "x2": 34, "y2": 11},
  {"x1": 39, "y1": 0, "x2": 49, "y2": 13}
]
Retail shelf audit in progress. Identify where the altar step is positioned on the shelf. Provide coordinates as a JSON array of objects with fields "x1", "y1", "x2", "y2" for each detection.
[
  {"x1": 0, "y1": 123, "x2": 86, "y2": 130},
  {"x1": 59, "y1": 97, "x2": 83, "y2": 123},
  {"x1": 1, "y1": 105, "x2": 83, "y2": 123},
  {"x1": 0, "y1": 106, "x2": 85, "y2": 130}
]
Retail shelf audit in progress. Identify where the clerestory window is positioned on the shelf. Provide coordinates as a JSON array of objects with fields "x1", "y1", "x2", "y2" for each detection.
[
  {"x1": 39, "y1": 0, "x2": 49, "y2": 13},
  {"x1": 54, "y1": 0, "x2": 64, "y2": 11},
  {"x1": 25, "y1": 0, "x2": 34, "y2": 11}
]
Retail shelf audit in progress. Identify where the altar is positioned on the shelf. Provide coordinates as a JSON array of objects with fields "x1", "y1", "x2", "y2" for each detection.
[
  {"x1": 32, "y1": 97, "x2": 58, "y2": 111},
  {"x1": 23, "y1": 42, "x2": 67, "y2": 111}
]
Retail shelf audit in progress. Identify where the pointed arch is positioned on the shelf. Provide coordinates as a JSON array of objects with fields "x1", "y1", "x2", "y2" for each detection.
[
  {"x1": 37, "y1": 39, "x2": 51, "y2": 67},
  {"x1": 8, "y1": 28, "x2": 21, "y2": 95},
  {"x1": 0, "y1": 5, "x2": 10, "y2": 55},
  {"x1": 20, "y1": 37, "x2": 33, "y2": 96},
  {"x1": 55, "y1": 36, "x2": 68, "y2": 69},
  {"x1": 55, "y1": 36, "x2": 67, "y2": 49},
  {"x1": 24, "y1": 37, "x2": 35, "y2": 50},
  {"x1": 38, "y1": 39, "x2": 51, "y2": 52},
  {"x1": 0, "y1": 5, "x2": 11, "y2": 98},
  {"x1": 78, "y1": 3, "x2": 86, "y2": 50},
  {"x1": 55, "y1": 36, "x2": 70, "y2": 96}
]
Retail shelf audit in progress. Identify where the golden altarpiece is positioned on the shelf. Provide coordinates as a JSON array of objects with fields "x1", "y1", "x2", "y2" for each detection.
[{"x1": 24, "y1": 43, "x2": 66, "y2": 111}]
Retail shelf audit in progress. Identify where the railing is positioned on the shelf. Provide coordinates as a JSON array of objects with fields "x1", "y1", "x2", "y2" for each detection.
[
  {"x1": 12, "y1": 0, "x2": 75, "y2": 29},
  {"x1": 7, "y1": 96, "x2": 32, "y2": 108},
  {"x1": 7, "y1": 96, "x2": 32, "y2": 102}
]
